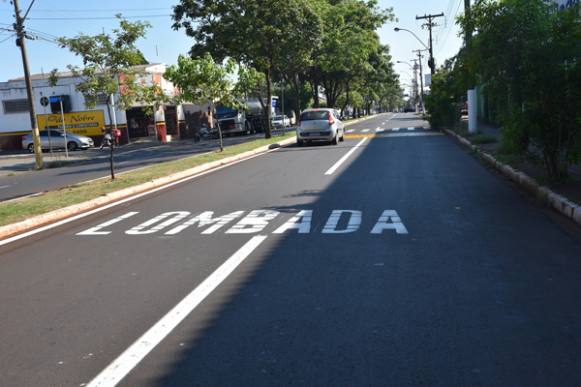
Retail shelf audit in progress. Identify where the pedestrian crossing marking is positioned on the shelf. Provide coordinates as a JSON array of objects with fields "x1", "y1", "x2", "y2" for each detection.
[
  {"x1": 362, "y1": 129, "x2": 370, "y2": 133},
  {"x1": 346, "y1": 129, "x2": 355, "y2": 133},
  {"x1": 392, "y1": 127, "x2": 400, "y2": 131},
  {"x1": 407, "y1": 127, "x2": 414, "y2": 131}
]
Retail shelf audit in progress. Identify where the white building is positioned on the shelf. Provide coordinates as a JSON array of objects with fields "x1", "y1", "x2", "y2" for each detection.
[{"x1": 0, "y1": 64, "x2": 209, "y2": 150}]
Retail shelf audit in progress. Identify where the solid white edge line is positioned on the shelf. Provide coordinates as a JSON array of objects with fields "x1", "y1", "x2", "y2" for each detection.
[
  {"x1": 0, "y1": 146, "x2": 282, "y2": 247},
  {"x1": 324, "y1": 137, "x2": 368, "y2": 176},
  {"x1": 86, "y1": 235, "x2": 268, "y2": 387}
]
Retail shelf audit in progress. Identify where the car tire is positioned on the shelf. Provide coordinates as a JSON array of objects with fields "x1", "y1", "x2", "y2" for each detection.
[
  {"x1": 331, "y1": 133, "x2": 338, "y2": 145},
  {"x1": 27, "y1": 143, "x2": 34, "y2": 153},
  {"x1": 67, "y1": 141, "x2": 78, "y2": 151}
]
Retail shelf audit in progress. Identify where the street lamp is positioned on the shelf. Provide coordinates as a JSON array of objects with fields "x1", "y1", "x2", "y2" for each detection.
[
  {"x1": 396, "y1": 60, "x2": 413, "y2": 70},
  {"x1": 394, "y1": 27, "x2": 435, "y2": 74}
]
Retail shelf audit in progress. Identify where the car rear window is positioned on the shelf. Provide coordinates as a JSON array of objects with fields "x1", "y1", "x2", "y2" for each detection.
[{"x1": 300, "y1": 111, "x2": 330, "y2": 121}]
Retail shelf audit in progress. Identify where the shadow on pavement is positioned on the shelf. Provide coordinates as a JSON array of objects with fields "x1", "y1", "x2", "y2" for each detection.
[{"x1": 128, "y1": 135, "x2": 581, "y2": 386}]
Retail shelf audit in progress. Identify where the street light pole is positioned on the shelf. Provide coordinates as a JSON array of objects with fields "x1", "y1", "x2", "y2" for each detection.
[{"x1": 12, "y1": 0, "x2": 43, "y2": 169}]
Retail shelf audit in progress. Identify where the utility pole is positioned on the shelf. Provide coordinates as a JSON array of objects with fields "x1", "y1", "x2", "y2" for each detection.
[
  {"x1": 416, "y1": 12, "x2": 444, "y2": 75},
  {"x1": 410, "y1": 59, "x2": 419, "y2": 108},
  {"x1": 12, "y1": 0, "x2": 43, "y2": 169},
  {"x1": 412, "y1": 49, "x2": 426, "y2": 112}
]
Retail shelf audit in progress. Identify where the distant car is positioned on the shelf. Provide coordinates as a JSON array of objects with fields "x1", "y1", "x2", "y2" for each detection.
[
  {"x1": 22, "y1": 130, "x2": 94, "y2": 152},
  {"x1": 272, "y1": 115, "x2": 291, "y2": 128},
  {"x1": 296, "y1": 108, "x2": 345, "y2": 146}
]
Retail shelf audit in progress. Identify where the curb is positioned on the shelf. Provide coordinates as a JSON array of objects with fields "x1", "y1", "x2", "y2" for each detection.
[
  {"x1": 0, "y1": 136, "x2": 296, "y2": 242},
  {"x1": 442, "y1": 128, "x2": 581, "y2": 227}
]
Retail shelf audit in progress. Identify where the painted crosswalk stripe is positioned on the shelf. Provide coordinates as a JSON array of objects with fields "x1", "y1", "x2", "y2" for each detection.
[
  {"x1": 346, "y1": 129, "x2": 354, "y2": 133},
  {"x1": 362, "y1": 129, "x2": 370, "y2": 133},
  {"x1": 407, "y1": 127, "x2": 415, "y2": 131},
  {"x1": 392, "y1": 127, "x2": 400, "y2": 131},
  {"x1": 375, "y1": 128, "x2": 384, "y2": 133}
]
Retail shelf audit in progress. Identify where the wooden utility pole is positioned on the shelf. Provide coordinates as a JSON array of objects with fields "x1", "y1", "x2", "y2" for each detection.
[
  {"x1": 415, "y1": 12, "x2": 444, "y2": 74},
  {"x1": 12, "y1": 0, "x2": 43, "y2": 169}
]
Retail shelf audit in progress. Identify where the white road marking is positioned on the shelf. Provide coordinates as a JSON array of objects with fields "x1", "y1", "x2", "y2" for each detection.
[
  {"x1": 273, "y1": 210, "x2": 312, "y2": 234},
  {"x1": 0, "y1": 146, "x2": 283, "y2": 247},
  {"x1": 324, "y1": 137, "x2": 368, "y2": 175},
  {"x1": 0, "y1": 185, "x2": 11, "y2": 190},
  {"x1": 361, "y1": 129, "x2": 370, "y2": 133},
  {"x1": 375, "y1": 128, "x2": 384, "y2": 133},
  {"x1": 387, "y1": 132, "x2": 443, "y2": 138},
  {"x1": 125, "y1": 211, "x2": 190, "y2": 235},
  {"x1": 86, "y1": 235, "x2": 268, "y2": 387},
  {"x1": 407, "y1": 127, "x2": 415, "y2": 131},
  {"x1": 165, "y1": 211, "x2": 244, "y2": 235},
  {"x1": 346, "y1": 129, "x2": 355, "y2": 133},
  {"x1": 322, "y1": 210, "x2": 361, "y2": 233},
  {"x1": 371, "y1": 210, "x2": 408, "y2": 234},
  {"x1": 225, "y1": 210, "x2": 280, "y2": 234},
  {"x1": 392, "y1": 127, "x2": 400, "y2": 131},
  {"x1": 77, "y1": 212, "x2": 140, "y2": 236}
]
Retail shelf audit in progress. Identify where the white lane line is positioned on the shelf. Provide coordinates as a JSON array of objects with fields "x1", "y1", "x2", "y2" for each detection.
[
  {"x1": 0, "y1": 147, "x2": 281, "y2": 247},
  {"x1": 86, "y1": 235, "x2": 268, "y2": 387},
  {"x1": 0, "y1": 185, "x2": 11, "y2": 190},
  {"x1": 324, "y1": 137, "x2": 368, "y2": 176},
  {"x1": 361, "y1": 129, "x2": 370, "y2": 133},
  {"x1": 346, "y1": 129, "x2": 355, "y2": 133},
  {"x1": 392, "y1": 127, "x2": 400, "y2": 131}
]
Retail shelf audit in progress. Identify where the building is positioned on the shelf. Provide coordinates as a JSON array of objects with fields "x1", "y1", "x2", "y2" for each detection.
[{"x1": 0, "y1": 64, "x2": 211, "y2": 150}]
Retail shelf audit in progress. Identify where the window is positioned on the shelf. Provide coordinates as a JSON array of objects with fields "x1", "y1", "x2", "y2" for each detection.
[
  {"x1": 2, "y1": 99, "x2": 29, "y2": 114},
  {"x1": 300, "y1": 110, "x2": 330, "y2": 121}
]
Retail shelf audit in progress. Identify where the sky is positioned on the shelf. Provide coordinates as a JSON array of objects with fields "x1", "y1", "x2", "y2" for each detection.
[{"x1": 0, "y1": 0, "x2": 465, "y2": 94}]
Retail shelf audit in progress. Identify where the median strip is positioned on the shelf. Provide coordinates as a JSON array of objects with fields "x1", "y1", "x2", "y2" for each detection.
[{"x1": 0, "y1": 134, "x2": 294, "y2": 243}]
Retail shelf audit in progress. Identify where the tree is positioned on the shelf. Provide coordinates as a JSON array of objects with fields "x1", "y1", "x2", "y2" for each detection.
[
  {"x1": 458, "y1": 0, "x2": 581, "y2": 180},
  {"x1": 137, "y1": 84, "x2": 171, "y2": 141},
  {"x1": 164, "y1": 53, "x2": 241, "y2": 151},
  {"x1": 58, "y1": 15, "x2": 151, "y2": 179},
  {"x1": 307, "y1": 0, "x2": 394, "y2": 108},
  {"x1": 173, "y1": 0, "x2": 322, "y2": 138}
]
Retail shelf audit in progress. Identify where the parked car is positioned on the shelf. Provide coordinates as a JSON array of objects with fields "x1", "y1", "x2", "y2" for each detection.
[
  {"x1": 22, "y1": 130, "x2": 94, "y2": 152},
  {"x1": 296, "y1": 108, "x2": 345, "y2": 146},
  {"x1": 272, "y1": 115, "x2": 291, "y2": 128}
]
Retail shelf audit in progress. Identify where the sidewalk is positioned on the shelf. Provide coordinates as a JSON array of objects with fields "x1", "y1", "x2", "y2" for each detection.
[{"x1": 459, "y1": 119, "x2": 581, "y2": 205}]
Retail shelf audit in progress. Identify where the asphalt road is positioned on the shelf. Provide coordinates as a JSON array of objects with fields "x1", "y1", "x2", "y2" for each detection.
[
  {"x1": 0, "y1": 132, "x2": 280, "y2": 202},
  {"x1": 1, "y1": 113, "x2": 580, "y2": 386}
]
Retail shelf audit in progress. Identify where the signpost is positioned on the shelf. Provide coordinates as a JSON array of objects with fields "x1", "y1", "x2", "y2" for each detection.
[{"x1": 40, "y1": 96, "x2": 54, "y2": 157}]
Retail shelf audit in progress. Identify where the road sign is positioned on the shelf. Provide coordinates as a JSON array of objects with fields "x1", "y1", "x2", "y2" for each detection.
[
  {"x1": 49, "y1": 96, "x2": 63, "y2": 103},
  {"x1": 40, "y1": 96, "x2": 49, "y2": 107}
]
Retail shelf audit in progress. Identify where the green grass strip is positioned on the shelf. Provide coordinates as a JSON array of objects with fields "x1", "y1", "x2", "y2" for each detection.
[{"x1": 0, "y1": 133, "x2": 293, "y2": 227}]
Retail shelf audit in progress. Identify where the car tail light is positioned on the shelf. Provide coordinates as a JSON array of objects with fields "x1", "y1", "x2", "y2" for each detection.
[{"x1": 328, "y1": 113, "x2": 335, "y2": 125}]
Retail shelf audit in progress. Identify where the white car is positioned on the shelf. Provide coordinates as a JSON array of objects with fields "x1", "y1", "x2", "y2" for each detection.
[
  {"x1": 22, "y1": 130, "x2": 94, "y2": 152},
  {"x1": 296, "y1": 108, "x2": 345, "y2": 146},
  {"x1": 272, "y1": 115, "x2": 291, "y2": 128}
]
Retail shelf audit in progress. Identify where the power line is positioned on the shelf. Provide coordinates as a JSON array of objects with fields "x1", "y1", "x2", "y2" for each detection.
[
  {"x1": 28, "y1": 14, "x2": 171, "y2": 21},
  {"x1": 0, "y1": 33, "x2": 15, "y2": 44},
  {"x1": 29, "y1": 7, "x2": 170, "y2": 13}
]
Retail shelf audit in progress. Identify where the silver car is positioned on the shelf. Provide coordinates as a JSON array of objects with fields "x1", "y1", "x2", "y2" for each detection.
[
  {"x1": 22, "y1": 130, "x2": 94, "y2": 152},
  {"x1": 296, "y1": 108, "x2": 345, "y2": 146}
]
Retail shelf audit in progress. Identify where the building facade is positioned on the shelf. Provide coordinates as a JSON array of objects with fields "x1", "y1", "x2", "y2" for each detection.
[{"x1": 0, "y1": 64, "x2": 210, "y2": 150}]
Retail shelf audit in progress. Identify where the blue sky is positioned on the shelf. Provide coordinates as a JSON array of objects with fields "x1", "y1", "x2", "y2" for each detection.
[{"x1": 0, "y1": 0, "x2": 464, "y2": 92}]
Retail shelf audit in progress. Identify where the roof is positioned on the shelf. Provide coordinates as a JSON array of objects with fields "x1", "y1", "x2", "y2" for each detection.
[{"x1": 7, "y1": 64, "x2": 162, "y2": 82}]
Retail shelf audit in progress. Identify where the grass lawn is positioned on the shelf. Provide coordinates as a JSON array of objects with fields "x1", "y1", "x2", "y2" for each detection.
[{"x1": 0, "y1": 133, "x2": 293, "y2": 227}]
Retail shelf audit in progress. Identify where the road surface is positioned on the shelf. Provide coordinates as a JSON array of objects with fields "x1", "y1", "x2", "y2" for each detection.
[{"x1": 1, "y1": 112, "x2": 580, "y2": 386}]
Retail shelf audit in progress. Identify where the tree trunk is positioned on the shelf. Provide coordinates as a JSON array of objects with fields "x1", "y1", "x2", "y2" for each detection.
[
  {"x1": 292, "y1": 74, "x2": 301, "y2": 125},
  {"x1": 312, "y1": 77, "x2": 320, "y2": 108},
  {"x1": 105, "y1": 102, "x2": 115, "y2": 180},
  {"x1": 264, "y1": 67, "x2": 273, "y2": 139}
]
